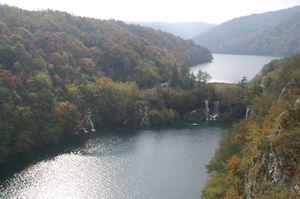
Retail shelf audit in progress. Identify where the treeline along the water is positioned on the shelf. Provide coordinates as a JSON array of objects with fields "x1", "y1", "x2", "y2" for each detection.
[
  {"x1": 0, "y1": 5, "x2": 245, "y2": 164},
  {"x1": 2, "y1": 6, "x2": 298, "y2": 199}
]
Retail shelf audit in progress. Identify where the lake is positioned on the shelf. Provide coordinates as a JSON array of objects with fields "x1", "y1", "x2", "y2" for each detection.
[
  {"x1": 0, "y1": 125, "x2": 227, "y2": 199},
  {"x1": 190, "y1": 54, "x2": 279, "y2": 83}
]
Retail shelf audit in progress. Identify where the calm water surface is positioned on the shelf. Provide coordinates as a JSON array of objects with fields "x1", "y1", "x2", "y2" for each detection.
[
  {"x1": 190, "y1": 54, "x2": 279, "y2": 83},
  {"x1": 0, "y1": 125, "x2": 227, "y2": 199}
]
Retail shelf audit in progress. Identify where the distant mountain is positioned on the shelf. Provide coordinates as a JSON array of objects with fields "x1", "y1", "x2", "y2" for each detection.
[
  {"x1": 129, "y1": 21, "x2": 215, "y2": 39},
  {"x1": 193, "y1": 6, "x2": 300, "y2": 56}
]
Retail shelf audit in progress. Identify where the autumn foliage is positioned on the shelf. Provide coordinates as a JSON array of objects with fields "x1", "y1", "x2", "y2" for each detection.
[
  {"x1": 0, "y1": 5, "x2": 214, "y2": 164},
  {"x1": 203, "y1": 55, "x2": 300, "y2": 199},
  {"x1": 226, "y1": 155, "x2": 241, "y2": 172},
  {"x1": 222, "y1": 187, "x2": 242, "y2": 199}
]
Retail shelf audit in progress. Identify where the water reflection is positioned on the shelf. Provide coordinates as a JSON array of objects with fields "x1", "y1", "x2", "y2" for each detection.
[
  {"x1": 190, "y1": 54, "x2": 279, "y2": 83},
  {"x1": 0, "y1": 125, "x2": 226, "y2": 199}
]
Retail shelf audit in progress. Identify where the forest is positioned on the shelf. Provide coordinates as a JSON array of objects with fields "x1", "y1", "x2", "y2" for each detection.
[
  {"x1": 0, "y1": 5, "x2": 222, "y2": 164},
  {"x1": 202, "y1": 54, "x2": 300, "y2": 198},
  {"x1": 0, "y1": 2, "x2": 300, "y2": 199}
]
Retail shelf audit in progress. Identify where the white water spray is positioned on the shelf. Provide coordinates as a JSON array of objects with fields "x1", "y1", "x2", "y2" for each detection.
[
  {"x1": 205, "y1": 99, "x2": 210, "y2": 120},
  {"x1": 86, "y1": 110, "x2": 96, "y2": 132},
  {"x1": 245, "y1": 105, "x2": 251, "y2": 120},
  {"x1": 87, "y1": 115, "x2": 96, "y2": 132},
  {"x1": 204, "y1": 100, "x2": 220, "y2": 121}
]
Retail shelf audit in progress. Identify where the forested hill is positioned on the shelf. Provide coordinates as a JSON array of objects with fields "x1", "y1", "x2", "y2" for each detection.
[
  {"x1": 202, "y1": 54, "x2": 300, "y2": 198},
  {"x1": 193, "y1": 6, "x2": 300, "y2": 56},
  {"x1": 0, "y1": 5, "x2": 212, "y2": 88},
  {"x1": 0, "y1": 5, "x2": 213, "y2": 163}
]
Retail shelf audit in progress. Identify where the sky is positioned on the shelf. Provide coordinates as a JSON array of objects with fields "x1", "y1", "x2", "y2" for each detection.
[{"x1": 0, "y1": 0, "x2": 300, "y2": 24}]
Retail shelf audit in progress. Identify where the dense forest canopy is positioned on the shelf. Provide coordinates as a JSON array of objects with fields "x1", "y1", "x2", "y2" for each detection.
[
  {"x1": 193, "y1": 6, "x2": 300, "y2": 56},
  {"x1": 0, "y1": 5, "x2": 212, "y2": 88},
  {"x1": 0, "y1": 5, "x2": 215, "y2": 163}
]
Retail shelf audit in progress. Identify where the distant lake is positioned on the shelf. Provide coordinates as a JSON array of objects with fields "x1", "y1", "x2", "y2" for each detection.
[
  {"x1": 190, "y1": 54, "x2": 280, "y2": 83},
  {"x1": 0, "y1": 125, "x2": 226, "y2": 199}
]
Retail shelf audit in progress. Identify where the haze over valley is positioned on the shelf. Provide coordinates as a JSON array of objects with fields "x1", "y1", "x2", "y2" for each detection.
[{"x1": 128, "y1": 21, "x2": 215, "y2": 39}]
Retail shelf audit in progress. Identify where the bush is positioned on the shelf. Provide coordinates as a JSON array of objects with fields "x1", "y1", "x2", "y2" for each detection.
[{"x1": 149, "y1": 108, "x2": 177, "y2": 125}]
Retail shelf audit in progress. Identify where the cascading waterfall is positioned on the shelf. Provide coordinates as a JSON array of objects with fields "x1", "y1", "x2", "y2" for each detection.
[
  {"x1": 86, "y1": 110, "x2": 96, "y2": 132},
  {"x1": 204, "y1": 99, "x2": 210, "y2": 121},
  {"x1": 87, "y1": 115, "x2": 96, "y2": 132},
  {"x1": 204, "y1": 100, "x2": 220, "y2": 121},
  {"x1": 245, "y1": 105, "x2": 251, "y2": 120},
  {"x1": 212, "y1": 101, "x2": 220, "y2": 120},
  {"x1": 83, "y1": 110, "x2": 96, "y2": 133},
  {"x1": 73, "y1": 110, "x2": 96, "y2": 134}
]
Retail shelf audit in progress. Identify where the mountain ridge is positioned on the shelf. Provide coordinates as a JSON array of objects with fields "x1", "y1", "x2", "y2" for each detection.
[
  {"x1": 193, "y1": 5, "x2": 300, "y2": 56},
  {"x1": 129, "y1": 21, "x2": 215, "y2": 39}
]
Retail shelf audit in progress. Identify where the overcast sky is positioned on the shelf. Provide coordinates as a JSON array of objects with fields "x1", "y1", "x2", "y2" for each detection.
[{"x1": 1, "y1": 0, "x2": 300, "y2": 23}]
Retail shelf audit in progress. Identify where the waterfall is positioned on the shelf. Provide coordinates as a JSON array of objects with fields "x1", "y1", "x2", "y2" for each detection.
[
  {"x1": 87, "y1": 115, "x2": 96, "y2": 132},
  {"x1": 212, "y1": 101, "x2": 220, "y2": 120},
  {"x1": 84, "y1": 110, "x2": 96, "y2": 133},
  {"x1": 213, "y1": 101, "x2": 219, "y2": 115},
  {"x1": 205, "y1": 100, "x2": 209, "y2": 113},
  {"x1": 204, "y1": 100, "x2": 220, "y2": 121},
  {"x1": 245, "y1": 106, "x2": 251, "y2": 120},
  {"x1": 204, "y1": 99, "x2": 210, "y2": 121},
  {"x1": 73, "y1": 110, "x2": 96, "y2": 134}
]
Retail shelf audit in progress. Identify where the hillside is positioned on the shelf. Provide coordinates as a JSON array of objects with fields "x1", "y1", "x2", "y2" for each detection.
[
  {"x1": 193, "y1": 6, "x2": 300, "y2": 56},
  {"x1": 0, "y1": 5, "x2": 212, "y2": 88},
  {"x1": 0, "y1": 5, "x2": 215, "y2": 163},
  {"x1": 129, "y1": 21, "x2": 215, "y2": 39},
  {"x1": 202, "y1": 54, "x2": 300, "y2": 198}
]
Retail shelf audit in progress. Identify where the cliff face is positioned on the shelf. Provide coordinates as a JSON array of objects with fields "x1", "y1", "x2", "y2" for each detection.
[
  {"x1": 202, "y1": 55, "x2": 300, "y2": 199},
  {"x1": 245, "y1": 108, "x2": 300, "y2": 198},
  {"x1": 245, "y1": 85, "x2": 300, "y2": 198}
]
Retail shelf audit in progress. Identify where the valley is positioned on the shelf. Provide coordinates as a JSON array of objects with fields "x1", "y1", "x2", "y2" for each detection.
[{"x1": 0, "y1": 2, "x2": 299, "y2": 199}]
